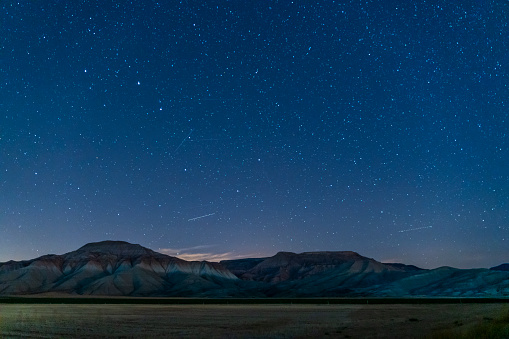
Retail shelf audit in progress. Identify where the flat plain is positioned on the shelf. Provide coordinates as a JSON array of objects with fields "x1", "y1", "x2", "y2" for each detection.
[{"x1": 0, "y1": 302, "x2": 507, "y2": 338}]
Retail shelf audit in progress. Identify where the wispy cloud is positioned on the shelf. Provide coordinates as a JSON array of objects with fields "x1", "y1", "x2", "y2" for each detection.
[
  {"x1": 381, "y1": 258, "x2": 403, "y2": 264},
  {"x1": 163, "y1": 245, "x2": 216, "y2": 252},
  {"x1": 158, "y1": 245, "x2": 261, "y2": 262}
]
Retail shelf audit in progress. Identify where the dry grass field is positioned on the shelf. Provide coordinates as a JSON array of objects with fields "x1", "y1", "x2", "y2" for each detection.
[{"x1": 0, "y1": 302, "x2": 508, "y2": 338}]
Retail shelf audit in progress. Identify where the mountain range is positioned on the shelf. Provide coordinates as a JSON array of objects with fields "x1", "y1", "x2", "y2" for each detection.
[{"x1": 1, "y1": 241, "x2": 508, "y2": 297}]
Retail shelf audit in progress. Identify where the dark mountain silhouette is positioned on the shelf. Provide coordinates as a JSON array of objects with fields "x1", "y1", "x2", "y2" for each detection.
[
  {"x1": 220, "y1": 251, "x2": 429, "y2": 297},
  {"x1": 221, "y1": 251, "x2": 422, "y2": 284},
  {"x1": 1, "y1": 241, "x2": 509, "y2": 297},
  {"x1": 491, "y1": 263, "x2": 509, "y2": 271}
]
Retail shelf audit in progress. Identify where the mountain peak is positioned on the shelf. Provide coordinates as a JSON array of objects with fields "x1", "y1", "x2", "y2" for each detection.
[
  {"x1": 76, "y1": 240, "x2": 155, "y2": 257},
  {"x1": 1, "y1": 242, "x2": 509, "y2": 298},
  {"x1": 301, "y1": 251, "x2": 362, "y2": 258}
]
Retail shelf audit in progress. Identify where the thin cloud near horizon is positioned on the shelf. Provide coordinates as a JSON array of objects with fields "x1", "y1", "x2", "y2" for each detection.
[{"x1": 158, "y1": 247, "x2": 265, "y2": 262}]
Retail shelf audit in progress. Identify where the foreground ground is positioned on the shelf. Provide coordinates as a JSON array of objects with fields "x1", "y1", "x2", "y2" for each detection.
[{"x1": 0, "y1": 303, "x2": 508, "y2": 338}]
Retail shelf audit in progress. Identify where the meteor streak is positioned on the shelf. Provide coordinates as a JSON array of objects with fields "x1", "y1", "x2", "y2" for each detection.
[
  {"x1": 398, "y1": 226, "x2": 433, "y2": 233},
  {"x1": 174, "y1": 129, "x2": 194, "y2": 152},
  {"x1": 188, "y1": 213, "x2": 216, "y2": 222}
]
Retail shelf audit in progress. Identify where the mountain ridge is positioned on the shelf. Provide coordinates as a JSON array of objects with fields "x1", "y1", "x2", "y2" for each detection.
[
  {"x1": 0, "y1": 241, "x2": 239, "y2": 297},
  {"x1": 1, "y1": 241, "x2": 508, "y2": 297}
]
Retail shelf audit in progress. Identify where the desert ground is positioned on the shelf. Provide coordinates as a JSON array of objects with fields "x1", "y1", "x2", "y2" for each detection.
[{"x1": 0, "y1": 302, "x2": 508, "y2": 338}]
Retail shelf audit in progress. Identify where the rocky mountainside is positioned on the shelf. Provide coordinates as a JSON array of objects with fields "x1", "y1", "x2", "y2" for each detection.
[
  {"x1": 220, "y1": 251, "x2": 431, "y2": 297},
  {"x1": 221, "y1": 251, "x2": 422, "y2": 284},
  {"x1": 1, "y1": 241, "x2": 509, "y2": 297},
  {"x1": 221, "y1": 252, "x2": 509, "y2": 297},
  {"x1": 0, "y1": 241, "x2": 239, "y2": 297}
]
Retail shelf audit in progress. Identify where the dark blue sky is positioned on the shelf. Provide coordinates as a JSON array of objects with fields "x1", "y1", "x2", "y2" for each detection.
[{"x1": 1, "y1": 1, "x2": 508, "y2": 268}]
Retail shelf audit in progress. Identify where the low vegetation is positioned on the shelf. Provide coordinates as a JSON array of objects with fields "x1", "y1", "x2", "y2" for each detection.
[
  {"x1": 1, "y1": 302, "x2": 507, "y2": 338},
  {"x1": 434, "y1": 307, "x2": 509, "y2": 339}
]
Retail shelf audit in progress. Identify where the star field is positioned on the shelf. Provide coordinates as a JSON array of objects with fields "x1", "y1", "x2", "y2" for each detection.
[{"x1": 1, "y1": 1, "x2": 508, "y2": 268}]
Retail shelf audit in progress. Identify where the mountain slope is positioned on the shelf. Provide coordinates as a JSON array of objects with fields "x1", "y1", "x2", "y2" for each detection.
[
  {"x1": 222, "y1": 251, "x2": 425, "y2": 297},
  {"x1": 0, "y1": 241, "x2": 239, "y2": 297},
  {"x1": 369, "y1": 266, "x2": 509, "y2": 297},
  {"x1": 491, "y1": 263, "x2": 509, "y2": 272},
  {"x1": 221, "y1": 251, "x2": 420, "y2": 282},
  {"x1": 1, "y1": 242, "x2": 508, "y2": 298},
  {"x1": 222, "y1": 252, "x2": 509, "y2": 297}
]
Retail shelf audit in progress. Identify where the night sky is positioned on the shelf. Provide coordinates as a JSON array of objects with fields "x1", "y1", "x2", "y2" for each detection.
[{"x1": 2, "y1": 1, "x2": 508, "y2": 269}]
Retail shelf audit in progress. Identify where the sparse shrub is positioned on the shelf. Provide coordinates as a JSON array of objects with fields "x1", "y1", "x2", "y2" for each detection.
[{"x1": 434, "y1": 308, "x2": 509, "y2": 339}]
